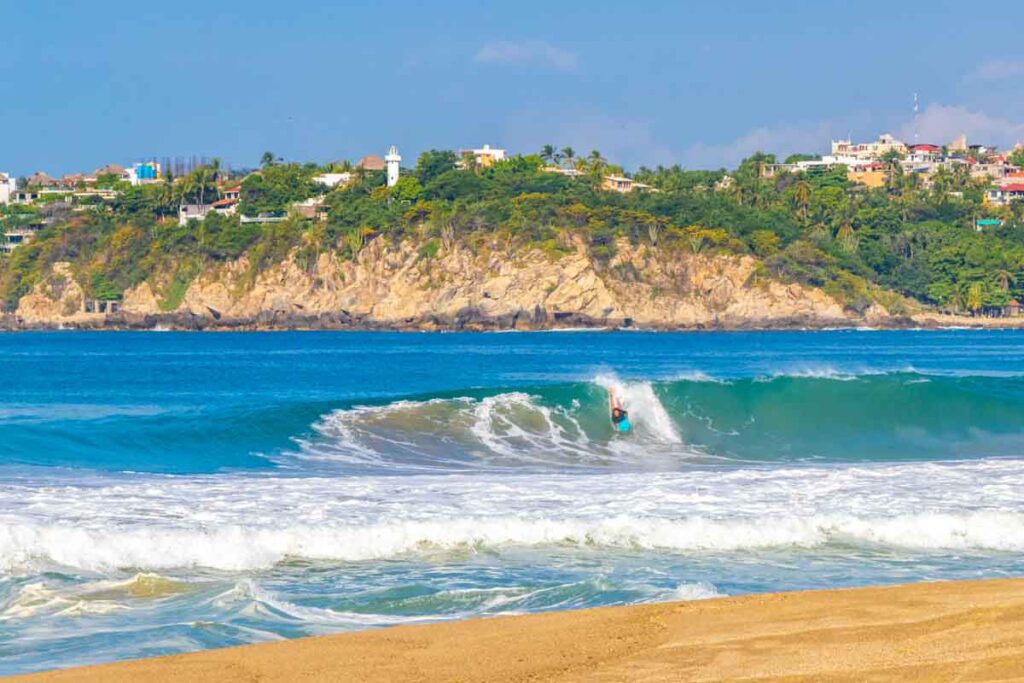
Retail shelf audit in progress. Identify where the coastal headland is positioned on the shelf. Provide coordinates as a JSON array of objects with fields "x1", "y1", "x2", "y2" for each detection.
[
  {"x1": 10, "y1": 578, "x2": 1024, "y2": 682},
  {"x1": 4, "y1": 235, "x2": 1018, "y2": 331}
]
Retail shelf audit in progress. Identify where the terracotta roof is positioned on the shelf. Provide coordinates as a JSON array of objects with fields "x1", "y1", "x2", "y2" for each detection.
[
  {"x1": 998, "y1": 184, "x2": 1024, "y2": 193},
  {"x1": 211, "y1": 197, "x2": 238, "y2": 207},
  {"x1": 93, "y1": 164, "x2": 125, "y2": 176},
  {"x1": 909, "y1": 144, "x2": 940, "y2": 151},
  {"x1": 356, "y1": 155, "x2": 386, "y2": 171}
]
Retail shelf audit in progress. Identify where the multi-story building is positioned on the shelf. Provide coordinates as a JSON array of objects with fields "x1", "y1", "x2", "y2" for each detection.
[
  {"x1": 126, "y1": 162, "x2": 161, "y2": 186},
  {"x1": 831, "y1": 133, "x2": 908, "y2": 161},
  {"x1": 986, "y1": 183, "x2": 1024, "y2": 206},
  {"x1": 0, "y1": 173, "x2": 16, "y2": 205},
  {"x1": 457, "y1": 144, "x2": 506, "y2": 168}
]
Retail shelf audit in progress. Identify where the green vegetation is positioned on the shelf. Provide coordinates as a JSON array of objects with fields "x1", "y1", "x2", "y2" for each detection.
[{"x1": 2, "y1": 147, "x2": 1024, "y2": 316}]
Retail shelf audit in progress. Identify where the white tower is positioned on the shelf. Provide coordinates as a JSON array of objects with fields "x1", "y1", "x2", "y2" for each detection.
[{"x1": 385, "y1": 145, "x2": 401, "y2": 187}]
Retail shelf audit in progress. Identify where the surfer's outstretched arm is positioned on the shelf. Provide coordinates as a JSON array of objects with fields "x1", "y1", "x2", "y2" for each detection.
[{"x1": 608, "y1": 388, "x2": 620, "y2": 411}]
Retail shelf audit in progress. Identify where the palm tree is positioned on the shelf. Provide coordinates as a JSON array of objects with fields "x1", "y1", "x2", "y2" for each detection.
[
  {"x1": 539, "y1": 145, "x2": 556, "y2": 165},
  {"x1": 260, "y1": 151, "x2": 276, "y2": 168},
  {"x1": 881, "y1": 150, "x2": 904, "y2": 194},
  {"x1": 931, "y1": 167, "x2": 952, "y2": 199},
  {"x1": 187, "y1": 167, "x2": 214, "y2": 205},
  {"x1": 793, "y1": 180, "x2": 812, "y2": 223},
  {"x1": 997, "y1": 269, "x2": 1014, "y2": 292},
  {"x1": 967, "y1": 282, "x2": 985, "y2": 315},
  {"x1": 587, "y1": 149, "x2": 606, "y2": 173},
  {"x1": 561, "y1": 147, "x2": 575, "y2": 169},
  {"x1": 837, "y1": 222, "x2": 858, "y2": 253}
]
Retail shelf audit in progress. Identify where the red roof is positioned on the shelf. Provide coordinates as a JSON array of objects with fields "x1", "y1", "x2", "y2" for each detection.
[
  {"x1": 998, "y1": 184, "x2": 1024, "y2": 193},
  {"x1": 212, "y1": 197, "x2": 238, "y2": 207},
  {"x1": 910, "y1": 144, "x2": 940, "y2": 151}
]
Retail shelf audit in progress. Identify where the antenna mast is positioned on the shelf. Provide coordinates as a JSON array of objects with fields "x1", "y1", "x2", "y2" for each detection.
[{"x1": 913, "y1": 93, "x2": 920, "y2": 143}]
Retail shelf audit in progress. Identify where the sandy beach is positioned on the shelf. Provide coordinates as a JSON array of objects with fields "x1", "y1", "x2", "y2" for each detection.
[{"x1": 9, "y1": 578, "x2": 1024, "y2": 682}]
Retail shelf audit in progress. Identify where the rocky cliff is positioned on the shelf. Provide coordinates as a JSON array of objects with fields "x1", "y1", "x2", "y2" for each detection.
[{"x1": 10, "y1": 237, "x2": 901, "y2": 330}]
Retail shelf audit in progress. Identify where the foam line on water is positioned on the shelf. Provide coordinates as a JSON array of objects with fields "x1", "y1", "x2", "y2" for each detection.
[{"x1": 3, "y1": 460, "x2": 1024, "y2": 571}]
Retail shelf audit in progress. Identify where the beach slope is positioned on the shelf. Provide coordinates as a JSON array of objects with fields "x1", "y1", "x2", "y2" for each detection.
[{"x1": 10, "y1": 578, "x2": 1024, "y2": 682}]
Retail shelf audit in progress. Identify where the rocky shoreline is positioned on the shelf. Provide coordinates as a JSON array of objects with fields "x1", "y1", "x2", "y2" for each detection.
[
  {"x1": 7, "y1": 236, "x2": 1015, "y2": 333},
  {"x1": 0, "y1": 308, "x2": 946, "y2": 332}
]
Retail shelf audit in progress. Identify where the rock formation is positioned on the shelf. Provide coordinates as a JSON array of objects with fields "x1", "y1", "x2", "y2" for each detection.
[{"x1": 10, "y1": 237, "x2": 899, "y2": 330}]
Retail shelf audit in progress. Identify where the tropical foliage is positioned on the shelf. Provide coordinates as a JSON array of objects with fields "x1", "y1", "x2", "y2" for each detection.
[{"x1": 2, "y1": 147, "x2": 1023, "y2": 316}]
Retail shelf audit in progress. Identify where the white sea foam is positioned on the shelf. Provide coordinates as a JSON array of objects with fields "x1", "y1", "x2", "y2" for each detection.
[
  {"x1": 595, "y1": 374, "x2": 681, "y2": 443},
  {"x1": 668, "y1": 581, "x2": 722, "y2": 601},
  {"x1": 2, "y1": 459, "x2": 1024, "y2": 572}
]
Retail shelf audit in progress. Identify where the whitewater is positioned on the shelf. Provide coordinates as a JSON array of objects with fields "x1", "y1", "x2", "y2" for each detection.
[{"x1": 3, "y1": 330, "x2": 1024, "y2": 674}]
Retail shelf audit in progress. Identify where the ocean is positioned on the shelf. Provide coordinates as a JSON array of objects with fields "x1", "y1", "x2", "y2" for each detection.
[{"x1": 2, "y1": 330, "x2": 1024, "y2": 674}]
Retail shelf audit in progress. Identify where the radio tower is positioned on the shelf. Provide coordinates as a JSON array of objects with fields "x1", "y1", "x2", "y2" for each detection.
[{"x1": 913, "y1": 93, "x2": 919, "y2": 143}]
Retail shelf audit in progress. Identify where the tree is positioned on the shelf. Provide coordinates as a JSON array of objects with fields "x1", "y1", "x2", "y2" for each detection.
[
  {"x1": 881, "y1": 150, "x2": 904, "y2": 194},
  {"x1": 1009, "y1": 147, "x2": 1024, "y2": 168},
  {"x1": 792, "y1": 180, "x2": 812, "y2": 223},
  {"x1": 561, "y1": 147, "x2": 575, "y2": 169},
  {"x1": 260, "y1": 151, "x2": 277, "y2": 168},
  {"x1": 750, "y1": 229, "x2": 781, "y2": 256},
  {"x1": 966, "y1": 281, "x2": 984, "y2": 315},
  {"x1": 539, "y1": 145, "x2": 556, "y2": 165},
  {"x1": 415, "y1": 150, "x2": 458, "y2": 185}
]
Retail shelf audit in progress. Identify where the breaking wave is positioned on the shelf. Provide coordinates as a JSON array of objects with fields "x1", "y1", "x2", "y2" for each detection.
[
  {"x1": 5, "y1": 510, "x2": 1024, "y2": 572},
  {"x1": 286, "y1": 370, "x2": 1024, "y2": 470}
]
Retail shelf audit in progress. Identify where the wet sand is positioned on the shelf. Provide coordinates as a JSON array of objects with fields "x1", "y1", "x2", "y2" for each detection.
[{"x1": 9, "y1": 578, "x2": 1024, "y2": 682}]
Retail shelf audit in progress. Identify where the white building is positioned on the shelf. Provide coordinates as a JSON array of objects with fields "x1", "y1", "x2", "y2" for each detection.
[
  {"x1": 312, "y1": 172, "x2": 352, "y2": 189},
  {"x1": 457, "y1": 144, "x2": 507, "y2": 168},
  {"x1": 831, "y1": 133, "x2": 907, "y2": 161},
  {"x1": 179, "y1": 204, "x2": 212, "y2": 226},
  {"x1": 0, "y1": 173, "x2": 16, "y2": 205},
  {"x1": 125, "y1": 162, "x2": 161, "y2": 186},
  {"x1": 385, "y1": 146, "x2": 401, "y2": 187}
]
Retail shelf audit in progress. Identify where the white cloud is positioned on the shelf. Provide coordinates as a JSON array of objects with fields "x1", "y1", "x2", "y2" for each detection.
[
  {"x1": 970, "y1": 59, "x2": 1024, "y2": 81},
  {"x1": 474, "y1": 41, "x2": 578, "y2": 72},
  {"x1": 896, "y1": 104, "x2": 1024, "y2": 146}
]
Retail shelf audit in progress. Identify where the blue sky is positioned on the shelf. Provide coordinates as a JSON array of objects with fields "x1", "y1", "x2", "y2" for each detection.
[{"x1": 3, "y1": 0, "x2": 1023, "y2": 175}]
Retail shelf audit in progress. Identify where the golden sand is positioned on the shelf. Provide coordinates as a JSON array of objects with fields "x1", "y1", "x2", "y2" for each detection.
[{"x1": 10, "y1": 578, "x2": 1024, "y2": 682}]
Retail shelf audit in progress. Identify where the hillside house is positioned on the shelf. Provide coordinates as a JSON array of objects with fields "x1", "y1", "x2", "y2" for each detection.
[
  {"x1": 0, "y1": 173, "x2": 16, "y2": 205},
  {"x1": 601, "y1": 175, "x2": 653, "y2": 193},
  {"x1": 457, "y1": 144, "x2": 507, "y2": 168},
  {"x1": 986, "y1": 183, "x2": 1024, "y2": 206},
  {"x1": 179, "y1": 204, "x2": 212, "y2": 225}
]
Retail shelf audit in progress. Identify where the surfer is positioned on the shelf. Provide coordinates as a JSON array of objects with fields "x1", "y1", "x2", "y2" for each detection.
[{"x1": 608, "y1": 388, "x2": 632, "y2": 434}]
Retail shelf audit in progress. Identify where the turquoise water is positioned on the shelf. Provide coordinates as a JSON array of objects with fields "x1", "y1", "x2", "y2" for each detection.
[{"x1": 3, "y1": 330, "x2": 1024, "y2": 673}]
